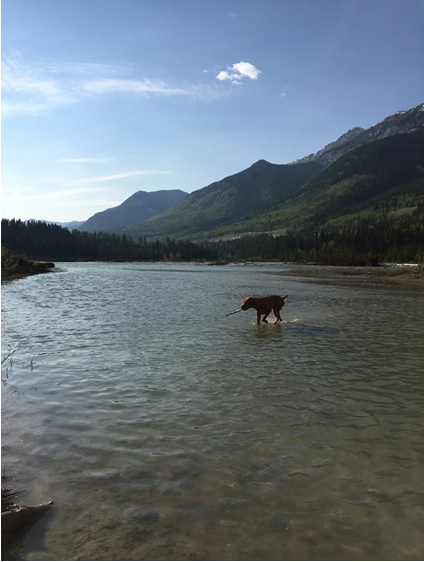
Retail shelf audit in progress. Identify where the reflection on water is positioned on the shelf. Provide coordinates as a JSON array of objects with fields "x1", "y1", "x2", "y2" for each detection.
[{"x1": 2, "y1": 263, "x2": 424, "y2": 560}]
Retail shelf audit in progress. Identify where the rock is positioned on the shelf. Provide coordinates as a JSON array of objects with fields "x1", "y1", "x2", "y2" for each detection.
[{"x1": 1, "y1": 501, "x2": 53, "y2": 541}]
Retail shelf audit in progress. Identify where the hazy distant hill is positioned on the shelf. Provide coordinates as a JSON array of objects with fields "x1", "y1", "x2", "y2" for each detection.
[
  {"x1": 122, "y1": 160, "x2": 323, "y2": 240},
  {"x1": 27, "y1": 219, "x2": 86, "y2": 230},
  {"x1": 79, "y1": 190, "x2": 188, "y2": 233},
  {"x1": 210, "y1": 127, "x2": 424, "y2": 238},
  {"x1": 291, "y1": 102, "x2": 424, "y2": 168}
]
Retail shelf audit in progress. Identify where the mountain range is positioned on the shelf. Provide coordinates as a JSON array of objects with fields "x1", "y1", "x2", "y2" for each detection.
[
  {"x1": 68, "y1": 103, "x2": 423, "y2": 242},
  {"x1": 216, "y1": 127, "x2": 424, "y2": 238},
  {"x1": 27, "y1": 219, "x2": 86, "y2": 230},
  {"x1": 122, "y1": 160, "x2": 323, "y2": 240},
  {"x1": 290, "y1": 102, "x2": 424, "y2": 168},
  {"x1": 118, "y1": 102, "x2": 423, "y2": 241}
]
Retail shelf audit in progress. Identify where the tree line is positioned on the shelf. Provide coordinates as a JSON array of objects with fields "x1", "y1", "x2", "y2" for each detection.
[
  {"x1": 1, "y1": 219, "x2": 218, "y2": 262},
  {"x1": 3, "y1": 214, "x2": 423, "y2": 266},
  {"x1": 214, "y1": 215, "x2": 424, "y2": 265}
]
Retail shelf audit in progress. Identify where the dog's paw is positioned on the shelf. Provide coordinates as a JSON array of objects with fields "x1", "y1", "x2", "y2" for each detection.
[{"x1": 263, "y1": 319, "x2": 268, "y2": 323}]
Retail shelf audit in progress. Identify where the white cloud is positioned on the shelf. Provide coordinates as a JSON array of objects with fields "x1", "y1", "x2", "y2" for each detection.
[
  {"x1": 216, "y1": 61, "x2": 261, "y2": 83},
  {"x1": 1, "y1": 53, "x2": 226, "y2": 118}
]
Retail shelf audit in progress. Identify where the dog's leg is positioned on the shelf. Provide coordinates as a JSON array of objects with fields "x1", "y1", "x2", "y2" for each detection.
[
  {"x1": 262, "y1": 311, "x2": 270, "y2": 323},
  {"x1": 273, "y1": 308, "x2": 282, "y2": 322},
  {"x1": 256, "y1": 310, "x2": 261, "y2": 324}
]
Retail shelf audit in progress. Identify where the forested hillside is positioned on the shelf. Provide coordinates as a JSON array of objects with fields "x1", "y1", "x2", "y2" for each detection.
[
  {"x1": 122, "y1": 160, "x2": 323, "y2": 240},
  {"x1": 80, "y1": 189, "x2": 188, "y2": 233},
  {"x1": 1, "y1": 219, "x2": 217, "y2": 262},
  {"x1": 201, "y1": 128, "x2": 424, "y2": 240}
]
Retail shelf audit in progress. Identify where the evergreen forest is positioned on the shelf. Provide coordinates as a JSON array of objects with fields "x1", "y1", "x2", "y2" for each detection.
[
  {"x1": 1, "y1": 219, "x2": 218, "y2": 262},
  {"x1": 214, "y1": 214, "x2": 424, "y2": 265}
]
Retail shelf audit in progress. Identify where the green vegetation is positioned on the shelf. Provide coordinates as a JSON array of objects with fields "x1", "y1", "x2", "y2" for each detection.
[
  {"x1": 1, "y1": 244, "x2": 54, "y2": 279},
  {"x1": 207, "y1": 128, "x2": 424, "y2": 238},
  {"x1": 1, "y1": 245, "x2": 22, "y2": 271},
  {"x1": 80, "y1": 189, "x2": 187, "y2": 233},
  {"x1": 3, "y1": 129, "x2": 423, "y2": 268},
  {"x1": 122, "y1": 160, "x2": 323, "y2": 240},
  {"x1": 214, "y1": 215, "x2": 424, "y2": 265},
  {"x1": 1, "y1": 220, "x2": 218, "y2": 263}
]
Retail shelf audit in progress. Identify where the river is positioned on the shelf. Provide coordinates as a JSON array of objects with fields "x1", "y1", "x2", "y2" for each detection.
[{"x1": 1, "y1": 263, "x2": 424, "y2": 560}]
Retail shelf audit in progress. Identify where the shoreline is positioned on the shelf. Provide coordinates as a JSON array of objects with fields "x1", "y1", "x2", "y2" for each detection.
[
  {"x1": 3, "y1": 258, "x2": 423, "y2": 288},
  {"x1": 155, "y1": 260, "x2": 424, "y2": 288},
  {"x1": 242, "y1": 262, "x2": 424, "y2": 287}
]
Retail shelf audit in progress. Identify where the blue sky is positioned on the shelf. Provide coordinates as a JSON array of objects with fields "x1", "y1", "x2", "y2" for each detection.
[{"x1": 2, "y1": 0, "x2": 424, "y2": 222}]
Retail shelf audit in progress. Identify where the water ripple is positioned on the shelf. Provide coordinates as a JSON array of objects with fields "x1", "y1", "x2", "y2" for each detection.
[{"x1": 2, "y1": 263, "x2": 424, "y2": 560}]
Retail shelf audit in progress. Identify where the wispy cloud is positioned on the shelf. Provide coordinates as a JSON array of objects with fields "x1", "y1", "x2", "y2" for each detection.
[
  {"x1": 82, "y1": 78, "x2": 192, "y2": 97},
  {"x1": 69, "y1": 170, "x2": 172, "y2": 185},
  {"x1": 57, "y1": 157, "x2": 117, "y2": 163},
  {"x1": 216, "y1": 61, "x2": 261, "y2": 84},
  {"x1": 1, "y1": 53, "x2": 226, "y2": 118}
]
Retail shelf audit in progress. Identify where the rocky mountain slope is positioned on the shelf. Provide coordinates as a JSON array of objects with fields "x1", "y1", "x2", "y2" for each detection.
[{"x1": 291, "y1": 102, "x2": 424, "y2": 168}]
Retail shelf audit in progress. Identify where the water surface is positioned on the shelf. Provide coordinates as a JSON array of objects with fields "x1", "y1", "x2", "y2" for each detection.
[{"x1": 2, "y1": 263, "x2": 424, "y2": 560}]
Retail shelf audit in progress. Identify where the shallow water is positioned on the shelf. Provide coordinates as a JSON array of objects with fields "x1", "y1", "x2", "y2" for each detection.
[{"x1": 2, "y1": 263, "x2": 424, "y2": 560}]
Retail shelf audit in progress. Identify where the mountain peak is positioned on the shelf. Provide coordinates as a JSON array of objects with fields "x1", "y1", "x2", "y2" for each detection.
[
  {"x1": 249, "y1": 159, "x2": 272, "y2": 169},
  {"x1": 290, "y1": 102, "x2": 424, "y2": 168},
  {"x1": 79, "y1": 189, "x2": 188, "y2": 233}
]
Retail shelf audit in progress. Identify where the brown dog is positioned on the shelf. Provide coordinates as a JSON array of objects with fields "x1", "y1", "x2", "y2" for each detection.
[{"x1": 241, "y1": 295, "x2": 288, "y2": 324}]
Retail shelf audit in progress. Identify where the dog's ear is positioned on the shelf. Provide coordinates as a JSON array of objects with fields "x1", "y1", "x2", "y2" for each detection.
[{"x1": 241, "y1": 297, "x2": 252, "y2": 309}]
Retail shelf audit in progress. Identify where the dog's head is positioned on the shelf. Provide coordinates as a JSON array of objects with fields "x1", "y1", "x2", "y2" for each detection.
[{"x1": 241, "y1": 297, "x2": 256, "y2": 310}]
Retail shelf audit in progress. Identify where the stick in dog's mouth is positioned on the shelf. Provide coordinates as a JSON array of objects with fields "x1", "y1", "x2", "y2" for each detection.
[{"x1": 225, "y1": 309, "x2": 242, "y2": 316}]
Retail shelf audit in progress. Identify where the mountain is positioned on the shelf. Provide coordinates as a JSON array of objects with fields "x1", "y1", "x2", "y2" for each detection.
[
  {"x1": 26, "y1": 219, "x2": 86, "y2": 230},
  {"x1": 119, "y1": 103, "x2": 423, "y2": 242},
  {"x1": 211, "y1": 127, "x2": 424, "y2": 237},
  {"x1": 79, "y1": 189, "x2": 188, "y2": 233},
  {"x1": 291, "y1": 102, "x2": 424, "y2": 168},
  {"x1": 122, "y1": 161, "x2": 323, "y2": 240},
  {"x1": 59, "y1": 220, "x2": 86, "y2": 230}
]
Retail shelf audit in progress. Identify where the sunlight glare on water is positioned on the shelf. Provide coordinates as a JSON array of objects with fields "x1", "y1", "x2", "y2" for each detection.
[{"x1": 1, "y1": 263, "x2": 424, "y2": 560}]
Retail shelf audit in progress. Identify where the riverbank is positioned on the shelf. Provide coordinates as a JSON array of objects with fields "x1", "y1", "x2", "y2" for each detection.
[
  {"x1": 247, "y1": 262, "x2": 424, "y2": 287},
  {"x1": 1, "y1": 246, "x2": 55, "y2": 281},
  {"x1": 137, "y1": 260, "x2": 424, "y2": 287}
]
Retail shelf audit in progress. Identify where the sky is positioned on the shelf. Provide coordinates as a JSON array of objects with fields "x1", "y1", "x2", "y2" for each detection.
[{"x1": 2, "y1": 0, "x2": 424, "y2": 223}]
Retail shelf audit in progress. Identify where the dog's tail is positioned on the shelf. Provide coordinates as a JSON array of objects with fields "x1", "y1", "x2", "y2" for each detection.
[{"x1": 282, "y1": 295, "x2": 288, "y2": 300}]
